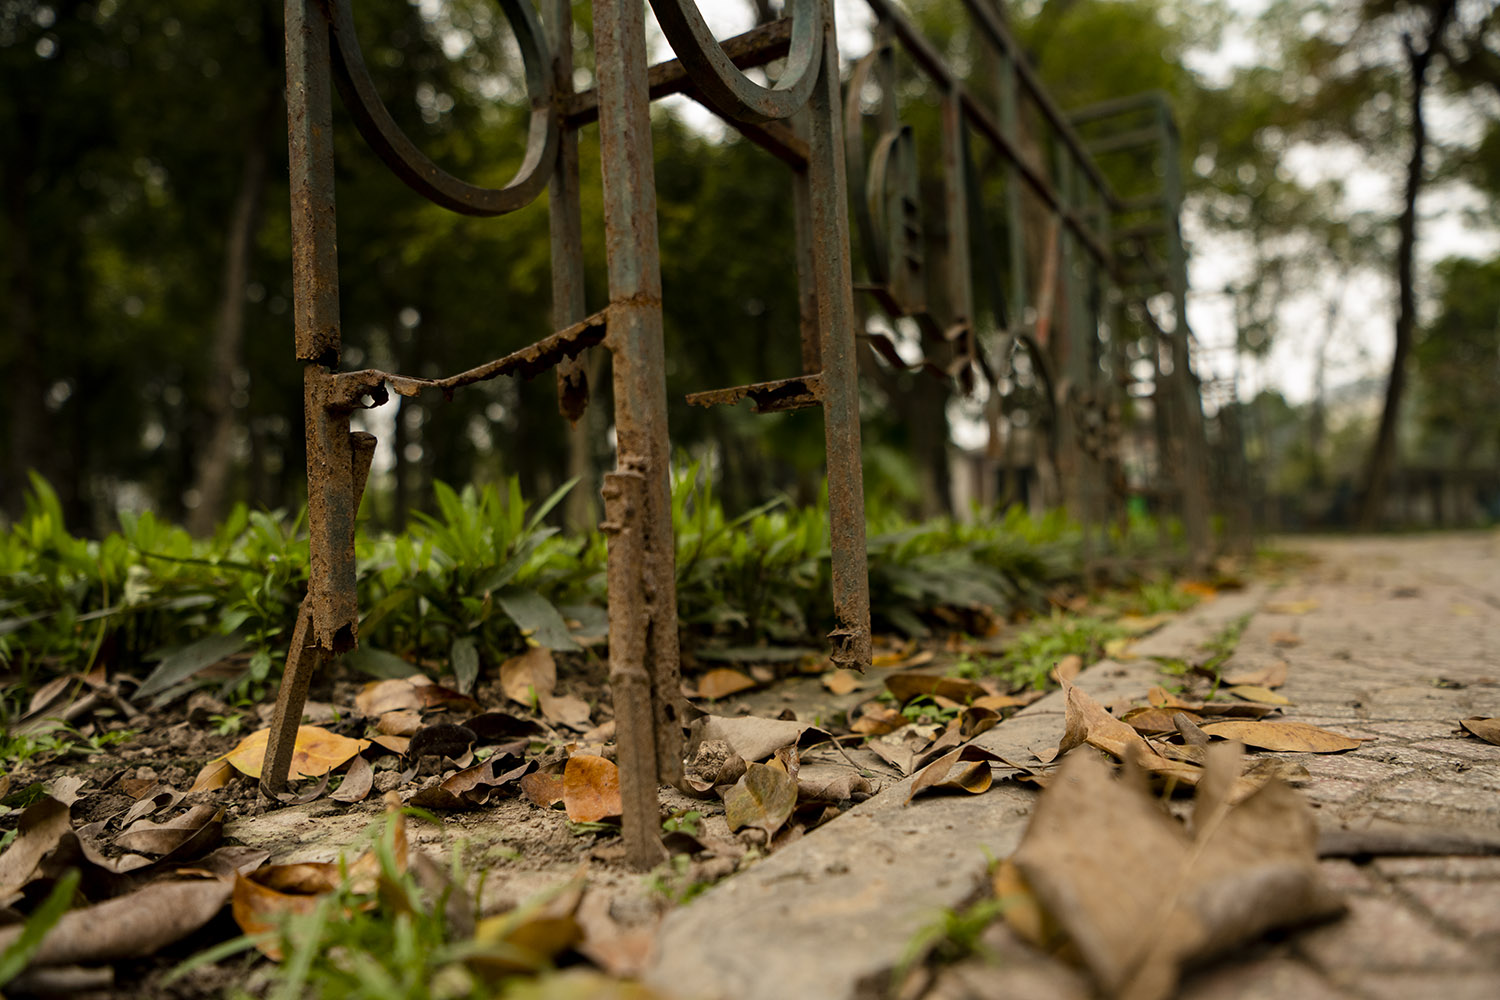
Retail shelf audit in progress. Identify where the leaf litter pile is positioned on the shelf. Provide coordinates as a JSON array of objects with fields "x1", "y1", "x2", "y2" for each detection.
[
  {"x1": 0, "y1": 597, "x2": 1389, "y2": 998},
  {"x1": 896, "y1": 646, "x2": 1384, "y2": 999}
]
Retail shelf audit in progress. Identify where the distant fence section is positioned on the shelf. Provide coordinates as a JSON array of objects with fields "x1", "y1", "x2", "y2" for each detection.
[{"x1": 260, "y1": 0, "x2": 1246, "y2": 865}]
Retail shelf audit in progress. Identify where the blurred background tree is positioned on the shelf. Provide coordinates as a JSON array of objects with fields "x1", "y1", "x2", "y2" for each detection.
[{"x1": 2, "y1": 0, "x2": 1496, "y2": 535}]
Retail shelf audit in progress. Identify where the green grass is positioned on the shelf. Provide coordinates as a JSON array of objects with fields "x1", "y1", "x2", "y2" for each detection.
[{"x1": 953, "y1": 614, "x2": 1130, "y2": 691}]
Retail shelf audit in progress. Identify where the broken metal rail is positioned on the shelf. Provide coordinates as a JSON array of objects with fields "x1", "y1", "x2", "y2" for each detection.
[{"x1": 262, "y1": 0, "x2": 1216, "y2": 868}]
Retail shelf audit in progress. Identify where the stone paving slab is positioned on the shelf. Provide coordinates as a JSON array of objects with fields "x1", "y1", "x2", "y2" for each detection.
[
  {"x1": 646, "y1": 535, "x2": 1500, "y2": 999},
  {"x1": 643, "y1": 587, "x2": 1268, "y2": 1000}
]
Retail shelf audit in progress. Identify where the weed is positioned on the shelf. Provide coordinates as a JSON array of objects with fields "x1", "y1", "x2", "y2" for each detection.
[
  {"x1": 662, "y1": 810, "x2": 702, "y2": 837},
  {"x1": 954, "y1": 614, "x2": 1128, "y2": 691}
]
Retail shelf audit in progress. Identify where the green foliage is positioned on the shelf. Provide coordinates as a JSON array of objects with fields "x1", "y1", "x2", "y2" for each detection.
[
  {"x1": 955, "y1": 615, "x2": 1129, "y2": 691},
  {"x1": 2, "y1": 472, "x2": 1167, "y2": 706}
]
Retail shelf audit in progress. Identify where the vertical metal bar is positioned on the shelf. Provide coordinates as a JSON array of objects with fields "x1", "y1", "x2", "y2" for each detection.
[
  {"x1": 264, "y1": 0, "x2": 345, "y2": 795},
  {"x1": 593, "y1": 0, "x2": 685, "y2": 848},
  {"x1": 286, "y1": 0, "x2": 339, "y2": 365},
  {"x1": 804, "y1": 0, "x2": 871, "y2": 669},
  {"x1": 600, "y1": 470, "x2": 667, "y2": 869}
]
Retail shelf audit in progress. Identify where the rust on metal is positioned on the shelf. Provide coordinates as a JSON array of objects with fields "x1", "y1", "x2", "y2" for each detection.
[
  {"x1": 264, "y1": 0, "x2": 1217, "y2": 865},
  {"x1": 685, "y1": 373, "x2": 824, "y2": 414}
]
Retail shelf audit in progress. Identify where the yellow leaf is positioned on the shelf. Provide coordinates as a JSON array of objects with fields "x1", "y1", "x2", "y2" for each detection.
[
  {"x1": 188, "y1": 757, "x2": 236, "y2": 793},
  {"x1": 220, "y1": 726, "x2": 370, "y2": 780},
  {"x1": 1224, "y1": 685, "x2": 1293, "y2": 706},
  {"x1": 1199, "y1": 720, "x2": 1365, "y2": 753},
  {"x1": 695, "y1": 668, "x2": 758, "y2": 700}
]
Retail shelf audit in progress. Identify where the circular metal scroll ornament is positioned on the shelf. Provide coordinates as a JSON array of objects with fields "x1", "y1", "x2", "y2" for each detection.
[
  {"x1": 325, "y1": 0, "x2": 557, "y2": 217},
  {"x1": 647, "y1": 0, "x2": 824, "y2": 124}
]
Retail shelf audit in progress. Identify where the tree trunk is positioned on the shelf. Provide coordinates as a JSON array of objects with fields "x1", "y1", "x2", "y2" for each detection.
[
  {"x1": 1357, "y1": 2, "x2": 1455, "y2": 530},
  {"x1": 187, "y1": 112, "x2": 272, "y2": 535}
]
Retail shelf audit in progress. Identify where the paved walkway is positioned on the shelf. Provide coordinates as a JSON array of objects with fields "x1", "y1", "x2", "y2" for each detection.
[{"x1": 644, "y1": 534, "x2": 1500, "y2": 1000}]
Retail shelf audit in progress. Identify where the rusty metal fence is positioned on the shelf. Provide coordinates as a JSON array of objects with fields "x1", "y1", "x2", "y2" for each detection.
[{"x1": 261, "y1": 0, "x2": 1221, "y2": 867}]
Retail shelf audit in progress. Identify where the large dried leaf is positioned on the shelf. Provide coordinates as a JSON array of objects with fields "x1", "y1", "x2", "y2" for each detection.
[
  {"x1": 521, "y1": 771, "x2": 566, "y2": 809},
  {"x1": 885, "y1": 673, "x2": 987, "y2": 705},
  {"x1": 821, "y1": 670, "x2": 861, "y2": 695},
  {"x1": 1012, "y1": 751, "x2": 1343, "y2": 1000},
  {"x1": 115, "y1": 805, "x2": 222, "y2": 857},
  {"x1": 356, "y1": 677, "x2": 424, "y2": 716},
  {"x1": 973, "y1": 690, "x2": 1045, "y2": 711},
  {"x1": 0, "y1": 797, "x2": 72, "y2": 899},
  {"x1": 501, "y1": 647, "x2": 557, "y2": 705},
  {"x1": 539, "y1": 690, "x2": 593, "y2": 731},
  {"x1": 575, "y1": 888, "x2": 656, "y2": 979},
  {"x1": 220, "y1": 726, "x2": 370, "y2": 780},
  {"x1": 1051, "y1": 654, "x2": 1083, "y2": 684},
  {"x1": 412, "y1": 757, "x2": 534, "y2": 810},
  {"x1": 1059, "y1": 677, "x2": 1145, "y2": 759},
  {"x1": 906, "y1": 749, "x2": 993, "y2": 802},
  {"x1": 376, "y1": 710, "x2": 422, "y2": 737},
  {"x1": 695, "y1": 668, "x2": 758, "y2": 700},
  {"x1": 1459, "y1": 717, "x2": 1500, "y2": 746},
  {"x1": 0, "y1": 879, "x2": 232, "y2": 967},
  {"x1": 1199, "y1": 721, "x2": 1365, "y2": 753},
  {"x1": 562, "y1": 755, "x2": 622, "y2": 823},
  {"x1": 471, "y1": 881, "x2": 584, "y2": 978},
  {"x1": 795, "y1": 765, "x2": 873, "y2": 804},
  {"x1": 1122, "y1": 706, "x2": 1199, "y2": 736},
  {"x1": 233, "y1": 797, "x2": 407, "y2": 958},
  {"x1": 188, "y1": 758, "x2": 236, "y2": 794},
  {"x1": 1221, "y1": 661, "x2": 1288, "y2": 688},
  {"x1": 723, "y1": 762, "x2": 798, "y2": 838},
  {"x1": 331, "y1": 755, "x2": 374, "y2": 803},
  {"x1": 686, "y1": 715, "x2": 829, "y2": 763},
  {"x1": 1225, "y1": 685, "x2": 1293, "y2": 706},
  {"x1": 849, "y1": 705, "x2": 907, "y2": 736}
]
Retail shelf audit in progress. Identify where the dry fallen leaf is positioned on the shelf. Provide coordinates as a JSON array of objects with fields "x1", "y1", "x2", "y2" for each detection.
[
  {"x1": 1268, "y1": 630, "x2": 1302, "y2": 647},
  {"x1": 1199, "y1": 721, "x2": 1365, "y2": 753},
  {"x1": 906, "y1": 749, "x2": 993, "y2": 802},
  {"x1": 849, "y1": 704, "x2": 907, "y2": 736},
  {"x1": 412, "y1": 757, "x2": 534, "y2": 810},
  {"x1": 0, "y1": 879, "x2": 232, "y2": 967},
  {"x1": 0, "y1": 796, "x2": 73, "y2": 899},
  {"x1": 686, "y1": 715, "x2": 829, "y2": 763},
  {"x1": 539, "y1": 690, "x2": 593, "y2": 730},
  {"x1": 232, "y1": 795, "x2": 407, "y2": 958},
  {"x1": 521, "y1": 770, "x2": 566, "y2": 809},
  {"x1": 1224, "y1": 685, "x2": 1293, "y2": 706},
  {"x1": 821, "y1": 669, "x2": 861, "y2": 695},
  {"x1": 331, "y1": 755, "x2": 374, "y2": 803},
  {"x1": 562, "y1": 755, "x2": 622, "y2": 823},
  {"x1": 795, "y1": 765, "x2": 873, "y2": 804},
  {"x1": 1051, "y1": 654, "x2": 1083, "y2": 685},
  {"x1": 885, "y1": 672, "x2": 987, "y2": 705},
  {"x1": 220, "y1": 725, "x2": 370, "y2": 780},
  {"x1": 377, "y1": 710, "x2": 423, "y2": 737},
  {"x1": 1122, "y1": 706, "x2": 1199, "y2": 735},
  {"x1": 1221, "y1": 661, "x2": 1289, "y2": 688},
  {"x1": 470, "y1": 881, "x2": 585, "y2": 978},
  {"x1": 356, "y1": 677, "x2": 425, "y2": 716},
  {"x1": 115, "y1": 805, "x2": 223, "y2": 857},
  {"x1": 695, "y1": 668, "x2": 759, "y2": 700},
  {"x1": 1459, "y1": 717, "x2": 1500, "y2": 746},
  {"x1": 1265, "y1": 599, "x2": 1319, "y2": 615},
  {"x1": 992, "y1": 858, "x2": 1064, "y2": 950},
  {"x1": 973, "y1": 690, "x2": 1046, "y2": 711},
  {"x1": 723, "y1": 762, "x2": 798, "y2": 838},
  {"x1": 501, "y1": 647, "x2": 558, "y2": 706},
  {"x1": 188, "y1": 758, "x2": 236, "y2": 794},
  {"x1": 1012, "y1": 749, "x2": 1344, "y2": 1000}
]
